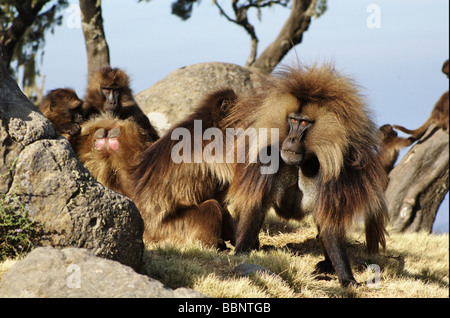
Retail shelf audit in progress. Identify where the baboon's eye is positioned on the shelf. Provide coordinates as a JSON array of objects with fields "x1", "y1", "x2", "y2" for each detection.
[
  {"x1": 290, "y1": 117, "x2": 311, "y2": 126},
  {"x1": 300, "y1": 120, "x2": 309, "y2": 126}
]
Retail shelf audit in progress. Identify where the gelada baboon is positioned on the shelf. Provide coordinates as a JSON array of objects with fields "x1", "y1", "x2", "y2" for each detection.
[
  {"x1": 39, "y1": 88, "x2": 83, "y2": 145},
  {"x1": 377, "y1": 124, "x2": 415, "y2": 175},
  {"x1": 225, "y1": 64, "x2": 388, "y2": 286},
  {"x1": 77, "y1": 88, "x2": 238, "y2": 248},
  {"x1": 74, "y1": 113, "x2": 152, "y2": 196},
  {"x1": 83, "y1": 66, "x2": 159, "y2": 142},
  {"x1": 131, "y1": 88, "x2": 238, "y2": 247},
  {"x1": 394, "y1": 59, "x2": 449, "y2": 138}
]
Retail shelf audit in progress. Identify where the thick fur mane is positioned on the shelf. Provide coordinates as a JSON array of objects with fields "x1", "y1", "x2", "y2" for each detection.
[
  {"x1": 275, "y1": 64, "x2": 379, "y2": 142},
  {"x1": 227, "y1": 64, "x2": 388, "y2": 252},
  {"x1": 277, "y1": 65, "x2": 387, "y2": 244},
  {"x1": 226, "y1": 64, "x2": 378, "y2": 146},
  {"x1": 226, "y1": 64, "x2": 381, "y2": 179}
]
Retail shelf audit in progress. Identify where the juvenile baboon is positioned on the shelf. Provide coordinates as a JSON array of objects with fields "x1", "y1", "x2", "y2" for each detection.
[
  {"x1": 77, "y1": 88, "x2": 238, "y2": 248},
  {"x1": 225, "y1": 64, "x2": 388, "y2": 286},
  {"x1": 394, "y1": 60, "x2": 449, "y2": 138},
  {"x1": 39, "y1": 88, "x2": 84, "y2": 145},
  {"x1": 377, "y1": 124, "x2": 415, "y2": 174},
  {"x1": 393, "y1": 91, "x2": 449, "y2": 138},
  {"x1": 82, "y1": 66, "x2": 159, "y2": 142}
]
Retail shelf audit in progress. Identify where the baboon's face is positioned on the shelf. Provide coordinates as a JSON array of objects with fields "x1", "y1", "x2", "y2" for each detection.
[
  {"x1": 101, "y1": 86, "x2": 122, "y2": 112},
  {"x1": 280, "y1": 112, "x2": 313, "y2": 166}
]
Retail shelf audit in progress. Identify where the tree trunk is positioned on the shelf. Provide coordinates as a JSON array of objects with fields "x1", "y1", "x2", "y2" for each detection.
[
  {"x1": 386, "y1": 125, "x2": 449, "y2": 233},
  {"x1": 252, "y1": 0, "x2": 315, "y2": 74},
  {"x1": 0, "y1": 0, "x2": 50, "y2": 69},
  {"x1": 79, "y1": 0, "x2": 110, "y2": 75}
]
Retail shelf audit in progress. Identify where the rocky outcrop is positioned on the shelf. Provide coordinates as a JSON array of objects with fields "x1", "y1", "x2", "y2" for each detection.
[
  {"x1": 0, "y1": 247, "x2": 205, "y2": 298},
  {"x1": 135, "y1": 62, "x2": 264, "y2": 135},
  {"x1": 1, "y1": 56, "x2": 144, "y2": 270}
]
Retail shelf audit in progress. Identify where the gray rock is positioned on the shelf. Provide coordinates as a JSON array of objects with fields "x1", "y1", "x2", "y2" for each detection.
[
  {"x1": 0, "y1": 247, "x2": 206, "y2": 298},
  {"x1": 135, "y1": 62, "x2": 264, "y2": 135},
  {"x1": 1, "y1": 57, "x2": 144, "y2": 270}
]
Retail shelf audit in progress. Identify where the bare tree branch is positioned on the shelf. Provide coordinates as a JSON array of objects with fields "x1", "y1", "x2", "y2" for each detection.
[
  {"x1": 215, "y1": 1, "x2": 238, "y2": 24},
  {"x1": 0, "y1": 0, "x2": 50, "y2": 69},
  {"x1": 252, "y1": 0, "x2": 317, "y2": 73},
  {"x1": 386, "y1": 125, "x2": 449, "y2": 233},
  {"x1": 214, "y1": 0, "x2": 289, "y2": 67}
]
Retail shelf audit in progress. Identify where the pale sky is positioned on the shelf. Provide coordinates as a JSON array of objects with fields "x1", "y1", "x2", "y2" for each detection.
[{"x1": 37, "y1": 0, "x2": 449, "y2": 232}]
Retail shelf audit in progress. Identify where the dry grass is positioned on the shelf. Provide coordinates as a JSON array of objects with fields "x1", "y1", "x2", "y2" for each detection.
[
  {"x1": 0, "y1": 258, "x2": 17, "y2": 280},
  {"x1": 140, "y1": 214, "x2": 449, "y2": 298},
  {"x1": 1, "y1": 214, "x2": 448, "y2": 298}
]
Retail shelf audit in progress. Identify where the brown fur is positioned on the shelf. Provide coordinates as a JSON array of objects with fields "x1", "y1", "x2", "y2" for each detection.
[
  {"x1": 73, "y1": 113, "x2": 152, "y2": 195},
  {"x1": 225, "y1": 64, "x2": 388, "y2": 286},
  {"x1": 83, "y1": 66, "x2": 159, "y2": 142},
  {"x1": 75, "y1": 88, "x2": 238, "y2": 248},
  {"x1": 131, "y1": 88, "x2": 238, "y2": 247},
  {"x1": 39, "y1": 88, "x2": 83, "y2": 145},
  {"x1": 377, "y1": 124, "x2": 415, "y2": 175},
  {"x1": 394, "y1": 91, "x2": 449, "y2": 138}
]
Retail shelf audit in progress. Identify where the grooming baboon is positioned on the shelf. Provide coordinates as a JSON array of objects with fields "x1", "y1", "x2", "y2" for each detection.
[
  {"x1": 77, "y1": 88, "x2": 238, "y2": 248},
  {"x1": 39, "y1": 88, "x2": 84, "y2": 145},
  {"x1": 131, "y1": 88, "x2": 238, "y2": 247},
  {"x1": 377, "y1": 124, "x2": 415, "y2": 174},
  {"x1": 74, "y1": 113, "x2": 152, "y2": 195},
  {"x1": 82, "y1": 66, "x2": 159, "y2": 142},
  {"x1": 225, "y1": 65, "x2": 388, "y2": 286},
  {"x1": 394, "y1": 60, "x2": 449, "y2": 138}
]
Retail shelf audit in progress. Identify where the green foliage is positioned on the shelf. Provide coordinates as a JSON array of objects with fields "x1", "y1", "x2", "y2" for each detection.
[
  {"x1": 0, "y1": 193, "x2": 41, "y2": 262},
  {"x1": 171, "y1": 0, "x2": 199, "y2": 20},
  {"x1": 314, "y1": 0, "x2": 327, "y2": 18},
  {"x1": 0, "y1": 0, "x2": 69, "y2": 100},
  {"x1": 169, "y1": 0, "x2": 328, "y2": 21}
]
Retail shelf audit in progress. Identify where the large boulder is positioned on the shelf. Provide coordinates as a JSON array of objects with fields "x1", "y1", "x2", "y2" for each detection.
[
  {"x1": 0, "y1": 247, "x2": 205, "y2": 298},
  {"x1": 136, "y1": 62, "x2": 264, "y2": 135},
  {"x1": 1, "y1": 57, "x2": 144, "y2": 270}
]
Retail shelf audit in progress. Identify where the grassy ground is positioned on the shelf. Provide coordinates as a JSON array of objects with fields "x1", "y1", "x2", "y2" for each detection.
[
  {"x1": 140, "y1": 215, "x2": 449, "y2": 298},
  {"x1": 1, "y1": 214, "x2": 448, "y2": 298}
]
